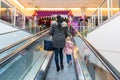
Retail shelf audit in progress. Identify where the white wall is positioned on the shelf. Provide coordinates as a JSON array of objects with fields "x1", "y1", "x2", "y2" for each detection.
[{"x1": 86, "y1": 14, "x2": 120, "y2": 72}]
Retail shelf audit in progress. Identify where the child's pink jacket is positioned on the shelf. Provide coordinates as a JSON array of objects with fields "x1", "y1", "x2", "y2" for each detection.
[{"x1": 64, "y1": 40, "x2": 74, "y2": 55}]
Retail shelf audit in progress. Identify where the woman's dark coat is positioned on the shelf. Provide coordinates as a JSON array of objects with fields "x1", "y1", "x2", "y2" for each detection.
[{"x1": 49, "y1": 21, "x2": 68, "y2": 48}]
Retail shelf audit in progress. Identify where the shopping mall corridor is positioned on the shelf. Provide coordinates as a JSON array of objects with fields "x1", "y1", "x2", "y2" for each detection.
[{"x1": 1, "y1": 0, "x2": 120, "y2": 79}]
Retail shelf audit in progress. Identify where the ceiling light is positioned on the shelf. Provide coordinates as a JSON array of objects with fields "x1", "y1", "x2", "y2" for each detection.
[
  {"x1": 68, "y1": 8, "x2": 80, "y2": 10},
  {"x1": 26, "y1": 8, "x2": 38, "y2": 10},
  {"x1": 13, "y1": 0, "x2": 24, "y2": 9}
]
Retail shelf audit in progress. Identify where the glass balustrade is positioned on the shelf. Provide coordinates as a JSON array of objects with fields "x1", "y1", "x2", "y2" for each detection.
[
  {"x1": 88, "y1": 0, "x2": 120, "y2": 34},
  {"x1": 0, "y1": 1, "x2": 14, "y2": 24},
  {"x1": 74, "y1": 37, "x2": 118, "y2": 80},
  {"x1": 0, "y1": 34, "x2": 51, "y2": 80}
]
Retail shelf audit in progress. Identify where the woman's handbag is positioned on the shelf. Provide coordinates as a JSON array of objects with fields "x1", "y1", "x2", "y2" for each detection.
[{"x1": 44, "y1": 40, "x2": 53, "y2": 51}]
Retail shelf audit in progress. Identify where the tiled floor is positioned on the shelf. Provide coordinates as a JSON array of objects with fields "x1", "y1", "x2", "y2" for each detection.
[{"x1": 45, "y1": 54, "x2": 77, "y2": 80}]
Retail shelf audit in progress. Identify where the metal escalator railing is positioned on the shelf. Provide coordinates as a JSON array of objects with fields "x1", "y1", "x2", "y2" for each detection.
[
  {"x1": 0, "y1": 28, "x2": 33, "y2": 35},
  {"x1": 0, "y1": 29, "x2": 49, "y2": 65},
  {"x1": 72, "y1": 28, "x2": 120, "y2": 80},
  {"x1": 0, "y1": 29, "x2": 23, "y2": 35},
  {"x1": 0, "y1": 29, "x2": 49, "y2": 54},
  {"x1": 0, "y1": 29, "x2": 53, "y2": 80},
  {"x1": 0, "y1": 31, "x2": 48, "y2": 64}
]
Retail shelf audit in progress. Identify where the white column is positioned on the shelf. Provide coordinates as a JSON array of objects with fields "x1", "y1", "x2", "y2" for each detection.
[
  {"x1": 87, "y1": 19, "x2": 91, "y2": 32},
  {"x1": 92, "y1": 15, "x2": 94, "y2": 29},
  {"x1": 0, "y1": 0, "x2": 1, "y2": 19},
  {"x1": 13, "y1": 7, "x2": 16, "y2": 26},
  {"x1": 0, "y1": 0, "x2": 1, "y2": 8},
  {"x1": 107, "y1": 0, "x2": 111, "y2": 18},
  {"x1": 98, "y1": 7, "x2": 100, "y2": 25},
  {"x1": 119, "y1": 0, "x2": 120, "y2": 11},
  {"x1": 93, "y1": 14, "x2": 96, "y2": 27},
  {"x1": 100, "y1": 7, "x2": 103, "y2": 24},
  {"x1": 110, "y1": 0, "x2": 113, "y2": 16},
  {"x1": 23, "y1": 14, "x2": 25, "y2": 29},
  {"x1": 24, "y1": 8, "x2": 27, "y2": 29},
  {"x1": 90, "y1": 18, "x2": 92, "y2": 28}
]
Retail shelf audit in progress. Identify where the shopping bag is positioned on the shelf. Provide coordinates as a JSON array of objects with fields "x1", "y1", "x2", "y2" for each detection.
[{"x1": 44, "y1": 40, "x2": 54, "y2": 51}]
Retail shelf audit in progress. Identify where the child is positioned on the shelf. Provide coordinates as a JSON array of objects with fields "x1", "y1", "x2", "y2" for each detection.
[{"x1": 64, "y1": 36, "x2": 74, "y2": 66}]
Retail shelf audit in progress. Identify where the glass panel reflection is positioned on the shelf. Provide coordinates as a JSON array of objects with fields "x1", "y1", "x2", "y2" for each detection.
[
  {"x1": 0, "y1": 34, "x2": 51, "y2": 80},
  {"x1": 100, "y1": 1, "x2": 108, "y2": 24},
  {"x1": 74, "y1": 37, "x2": 116, "y2": 80},
  {"x1": 0, "y1": 1, "x2": 14, "y2": 24}
]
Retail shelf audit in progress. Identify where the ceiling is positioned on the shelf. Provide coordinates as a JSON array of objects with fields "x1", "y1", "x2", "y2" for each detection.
[{"x1": 18, "y1": 0, "x2": 104, "y2": 8}]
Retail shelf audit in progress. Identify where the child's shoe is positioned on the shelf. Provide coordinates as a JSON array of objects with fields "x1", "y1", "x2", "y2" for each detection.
[{"x1": 68, "y1": 61, "x2": 72, "y2": 67}]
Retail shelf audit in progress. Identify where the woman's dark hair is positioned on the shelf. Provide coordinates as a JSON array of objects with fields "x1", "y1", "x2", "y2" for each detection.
[
  {"x1": 57, "y1": 15, "x2": 61, "y2": 21},
  {"x1": 57, "y1": 15, "x2": 63, "y2": 27}
]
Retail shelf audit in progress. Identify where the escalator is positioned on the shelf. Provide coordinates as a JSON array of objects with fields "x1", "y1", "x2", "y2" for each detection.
[
  {"x1": 0, "y1": 28, "x2": 120, "y2": 80},
  {"x1": 73, "y1": 28, "x2": 120, "y2": 80},
  {"x1": 0, "y1": 29, "x2": 52, "y2": 80},
  {"x1": 0, "y1": 29, "x2": 79, "y2": 80}
]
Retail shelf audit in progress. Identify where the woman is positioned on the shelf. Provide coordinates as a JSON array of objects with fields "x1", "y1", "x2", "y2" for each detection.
[{"x1": 49, "y1": 15, "x2": 68, "y2": 72}]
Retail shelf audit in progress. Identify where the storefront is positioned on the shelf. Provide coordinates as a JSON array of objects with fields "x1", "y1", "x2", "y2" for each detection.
[
  {"x1": 0, "y1": 0, "x2": 25, "y2": 29},
  {"x1": 0, "y1": 1, "x2": 14, "y2": 24}
]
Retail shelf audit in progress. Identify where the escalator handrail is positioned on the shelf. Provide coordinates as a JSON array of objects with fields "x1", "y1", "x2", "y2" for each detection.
[
  {"x1": 72, "y1": 27, "x2": 120, "y2": 79},
  {"x1": 0, "y1": 28, "x2": 49, "y2": 53},
  {"x1": 73, "y1": 47, "x2": 86, "y2": 80},
  {"x1": 0, "y1": 30, "x2": 49, "y2": 66},
  {"x1": 0, "y1": 29, "x2": 21, "y2": 35}
]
